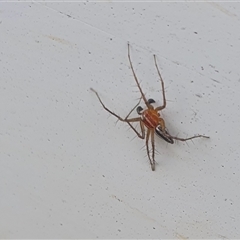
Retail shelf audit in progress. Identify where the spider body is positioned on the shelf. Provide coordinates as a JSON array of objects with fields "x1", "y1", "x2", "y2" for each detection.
[
  {"x1": 141, "y1": 109, "x2": 160, "y2": 129},
  {"x1": 140, "y1": 105, "x2": 173, "y2": 144},
  {"x1": 90, "y1": 43, "x2": 209, "y2": 171}
]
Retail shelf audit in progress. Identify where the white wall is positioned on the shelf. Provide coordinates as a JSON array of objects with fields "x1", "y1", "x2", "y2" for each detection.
[{"x1": 1, "y1": 2, "x2": 240, "y2": 238}]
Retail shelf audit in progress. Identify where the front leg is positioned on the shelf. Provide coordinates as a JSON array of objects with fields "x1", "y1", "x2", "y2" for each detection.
[
  {"x1": 154, "y1": 55, "x2": 166, "y2": 111},
  {"x1": 91, "y1": 88, "x2": 145, "y2": 139}
]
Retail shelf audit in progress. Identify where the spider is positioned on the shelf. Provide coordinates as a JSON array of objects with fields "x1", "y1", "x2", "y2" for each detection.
[{"x1": 90, "y1": 43, "x2": 209, "y2": 171}]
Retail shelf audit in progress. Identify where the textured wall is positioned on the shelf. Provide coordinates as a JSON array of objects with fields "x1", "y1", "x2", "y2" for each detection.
[{"x1": 0, "y1": 2, "x2": 239, "y2": 238}]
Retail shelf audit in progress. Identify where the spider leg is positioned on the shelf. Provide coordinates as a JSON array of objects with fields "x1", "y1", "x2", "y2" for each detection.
[
  {"x1": 125, "y1": 96, "x2": 142, "y2": 119},
  {"x1": 166, "y1": 133, "x2": 209, "y2": 142},
  {"x1": 150, "y1": 129, "x2": 155, "y2": 171},
  {"x1": 127, "y1": 43, "x2": 150, "y2": 108},
  {"x1": 90, "y1": 88, "x2": 145, "y2": 139},
  {"x1": 154, "y1": 55, "x2": 166, "y2": 111},
  {"x1": 125, "y1": 117, "x2": 145, "y2": 139},
  {"x1": 124, "y1": 96, "x2": 145, "y2": 139},
  {"x1": 145, "y1": 128, "x2": 154, "y2": 170}
]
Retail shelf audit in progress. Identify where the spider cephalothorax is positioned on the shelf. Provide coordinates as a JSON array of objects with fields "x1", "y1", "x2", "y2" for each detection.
[
  {"x1": 137, "y1": 99, "x2": 174, "y2": 144},
  {"x1": 91, "y1": 43, "x2": 209, "y2": 171}
]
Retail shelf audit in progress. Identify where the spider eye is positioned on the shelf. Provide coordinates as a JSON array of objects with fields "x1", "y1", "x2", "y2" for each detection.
[{"x1": 136, "y1": 106, "x2": 143, "y2": 115}]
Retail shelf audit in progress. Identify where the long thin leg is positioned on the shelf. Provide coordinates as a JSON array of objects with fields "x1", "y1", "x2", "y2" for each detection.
[
  {"x1": 154, "y1": 55, "x2": 166, "y2": 111},
  {"x1": 150, "y1": 129, "x2": 155, "y2": 171},
  {"x1": 145, "y1": 128, "x2": 154, "y2": 170},
  {"x1": 90, "y1": 88, "x2": 145, "y2": 139},
  {"x1": 166, "y1": 133, "x2": 209, "y2": 142},
  {"x1": 132, "y1": 120, "x2": 145, "y2": 139},
  {"x1": 125, "y1": 96, "x2": 142, "y2": 119},
  {"x1": 124, "y1": 97, "x2": 146, "y2": 139},
  {"x1": 126, "y1": 118, "x2": 145, "y2": 139},
  {"x1": 127, "y1": 43, "x2": 150, "y2": 108}
]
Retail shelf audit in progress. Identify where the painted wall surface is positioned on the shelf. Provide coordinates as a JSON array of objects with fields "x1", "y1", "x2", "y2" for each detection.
[{"x1": 1, "y1": 2, "x2": 240, "y2": 238}]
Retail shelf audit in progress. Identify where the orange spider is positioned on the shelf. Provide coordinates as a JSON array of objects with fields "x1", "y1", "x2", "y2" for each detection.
[{"x1": 90, "y1": 43, "x2": 209, "y2": 171}]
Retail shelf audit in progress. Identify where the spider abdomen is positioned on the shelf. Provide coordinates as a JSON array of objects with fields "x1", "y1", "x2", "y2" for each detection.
[{"x1": 142, "y1": 109, "x2": 160, "y2": 129}]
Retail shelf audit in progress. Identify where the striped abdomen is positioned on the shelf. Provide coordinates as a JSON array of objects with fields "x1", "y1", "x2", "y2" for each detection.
[{"x1": 142, "y1": 109, "x2": 160, "y2": 129}]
